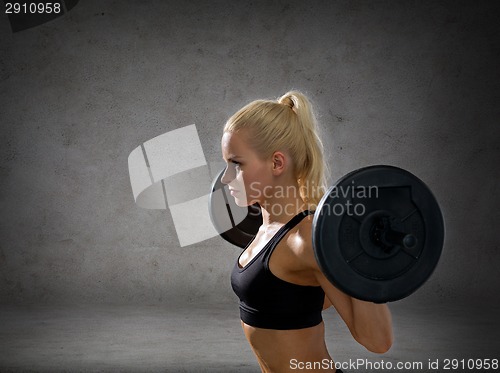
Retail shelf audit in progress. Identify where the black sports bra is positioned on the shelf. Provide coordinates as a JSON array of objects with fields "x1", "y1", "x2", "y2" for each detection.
[{"x1": 230, "y1": 210, "x2": 325, "y2": 330}]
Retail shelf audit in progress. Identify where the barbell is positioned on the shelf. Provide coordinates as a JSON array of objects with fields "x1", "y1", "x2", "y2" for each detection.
[{"x1": 209, "y1": 165, "x2": 444, "y2": 303}]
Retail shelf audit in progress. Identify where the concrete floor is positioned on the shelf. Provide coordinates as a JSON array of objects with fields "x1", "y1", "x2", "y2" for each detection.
[{"x1": 0, "y1": 300, "x2": 498, "y2": 373}]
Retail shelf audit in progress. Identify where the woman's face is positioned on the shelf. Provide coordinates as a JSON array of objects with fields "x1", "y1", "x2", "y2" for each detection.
[{"x1": 221, "y1": 130, "x2": 272, "y2": 207}]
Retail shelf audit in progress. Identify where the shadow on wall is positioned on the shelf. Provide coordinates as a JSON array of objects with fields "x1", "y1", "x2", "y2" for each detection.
[{"x1": 4, "y1": 0, "x2": 80, "y2": 33}]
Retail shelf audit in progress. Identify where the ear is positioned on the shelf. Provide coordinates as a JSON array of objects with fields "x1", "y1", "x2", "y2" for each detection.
[{"x1": 271, "y1": 151, "x2": 287, "y2": 175}]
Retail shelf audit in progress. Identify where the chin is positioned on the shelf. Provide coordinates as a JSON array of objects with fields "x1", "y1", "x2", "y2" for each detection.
[
  {"x1": 232, "y1": 194, "x2": 258, "y2": 207},
  {"x1": 234, "y1": 198, "x2": 251, "y2": 208}
]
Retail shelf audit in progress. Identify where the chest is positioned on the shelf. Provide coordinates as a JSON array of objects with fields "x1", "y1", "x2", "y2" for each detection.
[{"x1": 237, "y1": 232, "x2": 318, "y2": 287}]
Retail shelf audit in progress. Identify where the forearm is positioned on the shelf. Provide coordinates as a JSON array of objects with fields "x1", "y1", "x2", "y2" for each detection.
[{"x1": 350, "y1": 298, "x2": 393, "y2": 353}]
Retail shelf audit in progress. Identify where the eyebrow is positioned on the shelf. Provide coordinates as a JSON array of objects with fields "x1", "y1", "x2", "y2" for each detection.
[{"x1": 222, "y1": 155, "x2": 242, "y2": 162}]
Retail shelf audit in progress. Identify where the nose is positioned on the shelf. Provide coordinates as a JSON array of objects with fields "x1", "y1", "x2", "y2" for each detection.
[{"x1": 220, "y1": 166, "x2": 233, "y2": 185}]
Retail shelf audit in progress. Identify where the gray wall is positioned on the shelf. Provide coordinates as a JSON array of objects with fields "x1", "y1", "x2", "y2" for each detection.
[{"x1": 1, "y1": 0, "x2": 499, "y2": 306}]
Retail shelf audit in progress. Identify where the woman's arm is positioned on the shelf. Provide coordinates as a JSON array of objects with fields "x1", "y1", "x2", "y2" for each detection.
[
  {"x1": 294, "y1": 218, "x2": 393, "y2": 353},
  {"x1": 314, "y1": 272, "x2": 393, "y2": 353}
]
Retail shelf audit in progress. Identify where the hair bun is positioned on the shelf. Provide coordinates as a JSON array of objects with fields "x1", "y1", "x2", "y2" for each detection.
[{"x1": 279, "y1": 95, "x2": 295, "y2": 109}]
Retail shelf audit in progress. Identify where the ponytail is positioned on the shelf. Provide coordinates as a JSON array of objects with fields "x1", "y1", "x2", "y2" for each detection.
[{"x1": 278, "y1": 91, "x2": 327, "y2": 207}]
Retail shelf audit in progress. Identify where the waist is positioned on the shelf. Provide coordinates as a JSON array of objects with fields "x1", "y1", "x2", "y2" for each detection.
[{"x1": 241, "y1": 320, "x2": 334, "y2": 372}]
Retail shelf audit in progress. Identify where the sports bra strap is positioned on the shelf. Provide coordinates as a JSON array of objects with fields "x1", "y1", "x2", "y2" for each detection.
[{"x1": 262, "y1": 210, "x2": 314, "y2": 263}]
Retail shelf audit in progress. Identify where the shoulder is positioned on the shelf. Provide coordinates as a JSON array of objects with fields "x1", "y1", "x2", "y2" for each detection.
[{"x1": 285, "y1": 214, "x2": 321, "y2": 272}]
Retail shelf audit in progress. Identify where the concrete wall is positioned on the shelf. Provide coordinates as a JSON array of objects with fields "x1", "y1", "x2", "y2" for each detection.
[{"x1": 1, "y1": 0, "x2": 499, "y2": 305}]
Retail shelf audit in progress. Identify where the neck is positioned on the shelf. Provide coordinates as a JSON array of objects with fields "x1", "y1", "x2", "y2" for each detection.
[{"x1": 258, "y1": 184, "x2": 308, "y2": 232}]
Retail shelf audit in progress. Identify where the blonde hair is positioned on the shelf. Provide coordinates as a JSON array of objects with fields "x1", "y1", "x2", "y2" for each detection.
[{"x1": 223, "y1": 91, "x2": 327, "y2": 208}]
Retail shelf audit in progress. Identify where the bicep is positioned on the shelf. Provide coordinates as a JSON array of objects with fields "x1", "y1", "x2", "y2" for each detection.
[
  {"x1": 295, "y1": 221, "x2": 358, "y2": 336},
  {"x1": 314, "y1": 269, "x2": 358, "y2": 337}
]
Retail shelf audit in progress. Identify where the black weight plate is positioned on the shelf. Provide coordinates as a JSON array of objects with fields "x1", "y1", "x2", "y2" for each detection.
[
  {"x1": 313, "y1": 165, "x2": 444, "y2": 302},
  {"x1": 208, "y1": 168, "x2": 262, "y2": 248}
]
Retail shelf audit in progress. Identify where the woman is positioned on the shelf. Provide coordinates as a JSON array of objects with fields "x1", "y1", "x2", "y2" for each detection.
[{"x1": 221, "y1": 91, "x2": 393, "y2": 373}]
